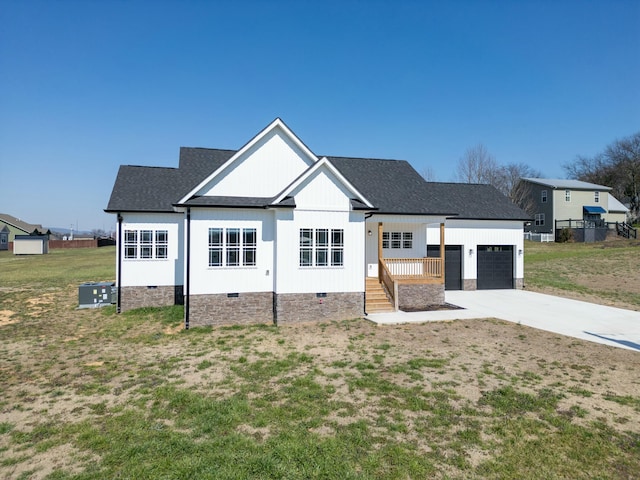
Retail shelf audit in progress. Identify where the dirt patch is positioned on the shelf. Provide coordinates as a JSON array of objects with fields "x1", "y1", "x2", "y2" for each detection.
[
  {"x1": 0, "y1": 309, "x2": 17, "y2": 326},
  {"x1": 401, "y1": 303, "x2": 464, "y2": 312}
]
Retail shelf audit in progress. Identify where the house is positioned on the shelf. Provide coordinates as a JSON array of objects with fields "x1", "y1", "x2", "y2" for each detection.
[
  {"x1": 425, "y1": 183, "x2": 529, "y2": 290},
  {"x1": 106, "y1": 119, "x2": 529, "y2": 327},
  {"x1": 0, "y1": 213, "x2": 45, "y2": 242},
  {"x1": 519, "y1": 178, "x2": 632, "y2": 240},
  {"x1": 0, "y1": 226, "x2": 9, "y2": 251}
]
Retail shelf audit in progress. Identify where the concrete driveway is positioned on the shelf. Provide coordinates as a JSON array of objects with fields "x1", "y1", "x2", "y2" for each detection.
[{"x1": 365, "y1": 289, "x2": 640, "y2": 352}]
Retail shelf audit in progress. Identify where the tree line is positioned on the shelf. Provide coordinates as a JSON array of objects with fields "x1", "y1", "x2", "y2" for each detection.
[
  {"x1": 436, "y1": 132, "x2": 639, "y2": 221},
  {"x1": 563, "y1": 132, "x2": 639, "y2": 221}
]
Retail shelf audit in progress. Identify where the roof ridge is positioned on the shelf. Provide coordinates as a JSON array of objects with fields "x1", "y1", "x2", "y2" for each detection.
[
  {"x1": 180, "y1": 146, "x2": 237, "y2": 152},
  {"x1": 120, "y1": 165, "x2": 178, "y2": 170},
  {"x1": 325, "y1": 155, "x2": 409, "y2": 163}
]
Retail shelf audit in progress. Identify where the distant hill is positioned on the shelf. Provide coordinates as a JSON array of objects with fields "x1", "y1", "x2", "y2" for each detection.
[{"x1": 47, "y1": 227, "x2": 96, "y2": 236}]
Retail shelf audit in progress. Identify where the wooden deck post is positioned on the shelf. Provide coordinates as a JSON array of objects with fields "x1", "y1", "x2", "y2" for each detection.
[
  {"x1": 440, "y1": 222, "x2": 445, "y2": 278},
  {"x1": 378, "y1": 222, "x2": 383, "y2": 283}
]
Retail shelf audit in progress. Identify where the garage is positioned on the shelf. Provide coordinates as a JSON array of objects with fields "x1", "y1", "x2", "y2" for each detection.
[
  {"x1": 427, "y1": 245, "x2": 462, "y2": 291},
  {"x1": 477, "y1": 245, "x2": 514, "y2": 289}
]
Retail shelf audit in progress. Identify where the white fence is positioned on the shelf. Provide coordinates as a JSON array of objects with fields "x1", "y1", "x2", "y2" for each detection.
[{"x1": 524, "y1": 232, "x2": 554, "y2": 243}]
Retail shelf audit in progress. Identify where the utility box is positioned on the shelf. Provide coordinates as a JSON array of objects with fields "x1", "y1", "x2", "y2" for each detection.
[{"x1": 78, "y1": 282, "x2": 116, "y2": 309}]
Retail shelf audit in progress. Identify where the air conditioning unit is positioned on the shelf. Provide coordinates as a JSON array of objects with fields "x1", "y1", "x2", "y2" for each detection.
[{"x1": 78, "y1": 282, "x2": 116, "y2": 309}]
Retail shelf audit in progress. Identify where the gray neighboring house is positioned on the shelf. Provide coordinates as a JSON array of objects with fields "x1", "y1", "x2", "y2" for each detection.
[
  {"x1": 519, "y1": 178, "x2": 630, "y2": 235},
  {"x1": 0, "y1": 225, "x2": 9, "y2": 251}
]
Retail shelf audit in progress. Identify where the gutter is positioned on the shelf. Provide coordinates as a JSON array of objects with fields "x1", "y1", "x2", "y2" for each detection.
[
  {"x1": 117, "y1": 213, "x2": 122, "y2": 313},
  {"x1": 185, "y1": 208, "x2": 190, "y2": 330}
]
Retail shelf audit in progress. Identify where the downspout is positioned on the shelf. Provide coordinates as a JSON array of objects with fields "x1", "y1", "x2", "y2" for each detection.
[
  {"x1": 185, "y1": 208, "x2": 191, "y2": 330},
  {"x1": 363, "y1": 212, "x2": 374, "y2": 316},
  {"x1": 117, "y1": 213, "x2": 122, "y2": 314}
]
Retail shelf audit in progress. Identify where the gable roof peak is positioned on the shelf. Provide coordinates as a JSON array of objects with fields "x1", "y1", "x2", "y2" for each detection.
[
  {"x1": 177, "y1": 118, "x2": 318, "y2": 205},
  {"x1": 272, "y1": 156, "x2": 373, "y2": 208}
]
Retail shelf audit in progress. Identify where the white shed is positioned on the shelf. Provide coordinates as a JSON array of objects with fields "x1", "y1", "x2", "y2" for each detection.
[{"x1": 13, "y1": 235, "x2": 49, "y2": 255}]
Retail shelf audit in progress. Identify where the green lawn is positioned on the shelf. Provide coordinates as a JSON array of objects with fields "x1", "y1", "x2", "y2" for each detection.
[
  {"x1": 0, "y1": 245, "x2": 639, "y2": 479},
  {"x1": 524, "y1": 239, "x2": 640, "y2": 310}
]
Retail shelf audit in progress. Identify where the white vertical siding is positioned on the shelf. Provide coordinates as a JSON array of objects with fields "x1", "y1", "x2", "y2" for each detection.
[
  {"x1": 364, "y1": 216, "x2": 445, "y2": 275},
  {"x1": 275, "y1": 209, "x2": 365, "y2": 294},
  {"x1": 198, "y1": 127, "x2": 315, "y2": 198},
  {"x1": 188, "y1": 209, "x2": 274, "y2": 295},
  {"x1": 290, "y1": 167, "x2": 352, "y2": 212},
  {"x1": 427, "y1": 219, "x2": 524, "y2": 282},
  {"x1": 120, "y1": 213, "x2": 183, "y2": 287},
  {"x1": 377, "y1": 222, "x2": 427, "y2": 259}
]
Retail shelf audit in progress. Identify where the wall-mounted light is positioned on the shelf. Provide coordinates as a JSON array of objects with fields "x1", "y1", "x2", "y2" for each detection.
[
  {"x1": 469, "y1": 248, "x2": 474, "y2": 256},
  {"x1": 367, "y1": 230, "x2": 372, "y2": 236},
  {"x1": 518, "y1": 249, "x2": 523, "y2": 256}
]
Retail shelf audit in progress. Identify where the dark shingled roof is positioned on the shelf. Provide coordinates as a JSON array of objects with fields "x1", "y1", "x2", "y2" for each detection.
[
  {"x1": 423, "y1": 183, "x2": 531, "y2": 221},
  {"x1": 106, "y1": 146, "x2": 529, "y2": 221},
  {"x1": 106, "y1": 148, "x2": 234, "y2": 212},
  {"x1": 327, "y1": 156, "x2": 457, "y2": 215},
  {"x1": 178, "y1": 147, "x2": 236, "y2": 176},
  {"x1": 179, "y1": 196, "x2": 273, "y2": 208}
]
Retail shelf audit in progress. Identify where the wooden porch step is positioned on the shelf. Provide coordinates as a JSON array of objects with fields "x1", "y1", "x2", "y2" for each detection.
[{"x1": 365, "y1": 278, "x2": 394, "y2": 313}]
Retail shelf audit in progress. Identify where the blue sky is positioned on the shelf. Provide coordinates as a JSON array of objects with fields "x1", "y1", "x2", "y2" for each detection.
[{"x1": 1, "y1": 0, "x2": 638, "y2": 232}]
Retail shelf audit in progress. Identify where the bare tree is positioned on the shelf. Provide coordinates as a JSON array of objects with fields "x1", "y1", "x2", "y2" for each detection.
[
  {"x1": 420, "y1": 166, "x2": 437, "y2": 182},
  {"x1": 91, "y1": 228, "x2": 109, "y2": 238},
  {"x1": 564, "y1": 132, "x2": 640, "y2": 220},
  {"x1": 455, "y1": 145, "x2": 543, "y2": 212},
  {"x1": 455, "y1": 144, "x2": 501, "y2": 184},
  {"x1": 500, "y1": 163, "x2": 543, "y2": 212}
]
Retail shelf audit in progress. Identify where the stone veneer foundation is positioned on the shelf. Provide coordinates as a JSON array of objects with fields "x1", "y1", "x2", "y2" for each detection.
[
  {"x1": 119, "y1": 285, "x2": 183, "y2": 312},
  {"x1": 188, "y1": 292, "x2": 274, "y2": 327},
  {"x1": 397, "y1": 283, "x2": 445, "y2": 310},
  {"x1": 462, "y1": 278, "x2": 524, "y2": 290},
  {"x1": 275, "y1": 292, "x2": 364, "y2": 324},
  {"x1": 463, "y1": 279, "x2": 477, "y2": 290}
]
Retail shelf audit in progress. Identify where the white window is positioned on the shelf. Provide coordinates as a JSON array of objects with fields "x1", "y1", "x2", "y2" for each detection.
[
  {"x1": 124, "y1": 230, "x2": 138, "y2": 259},
  {"x1": 565, "y1": 190, "x2": 571, "y2": 202},
  {"x1": 594, "y1": 191, "x2": 600, "y2": 203},
  {"x1": 541, "y1": 190, "x2": 547, "y2": 203},
  {"x1": 382, "y1": 231, "x2": 413, "y2": 249},
  {"x1": 535, "y1": 213, "x2": 545, "y2": 226},
  {"x1": 208, "y1": 228, "x2": 223, "y2": 266},
  {"x1": 226, "y1": 228, "x2": 240, "y2": 266},
  {"x1": 243, "y1": 229, "x2": 256, "y2": 266},
  {"x1": 124, "y1": 229, "x2": 168, "y2": 260},
  {"x1": 331, "y1": 229, "x2": 344, "y2": 266},
  {"x1": 208, "y1": 227, "x2": 256, "y2": 267},
  {"x1": 140, "y1": 230, "x2": 153, "y2": 259},
  {"x1": 155, "y1": 231, "x2": 168, "y2": 259},
  {"x1": 299, "y1": 228, "x2": 343, "y2": 267}
]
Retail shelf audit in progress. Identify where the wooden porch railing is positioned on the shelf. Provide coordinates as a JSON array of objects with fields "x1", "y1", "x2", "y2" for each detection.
[
  {"x1": 383, "y1": 258, "x2": 442, "y2": 279},
  {"x1": 378, "y1": 257, "x2": 444, "y2": 311},
  {"x1": 379, "y1": 259, "x2": 398, "y2": 311}
]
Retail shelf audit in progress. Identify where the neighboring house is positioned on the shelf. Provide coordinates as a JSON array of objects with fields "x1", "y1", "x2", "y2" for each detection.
[
  {"x1": 0, "y1": 226, "x2": 9, "y2": 251},
  {"x1": 519, "y1": 178, "x2": 630, "y2": 236},
  {"x1": 607, "y1": 194, "x2": 631, "y2": 224},
  {"x1": 106, "y1": 119, "x2": 529, "y2": 328},
  {"x1": 0, "y1": 213, "x2": 45, "y2": 242}
]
